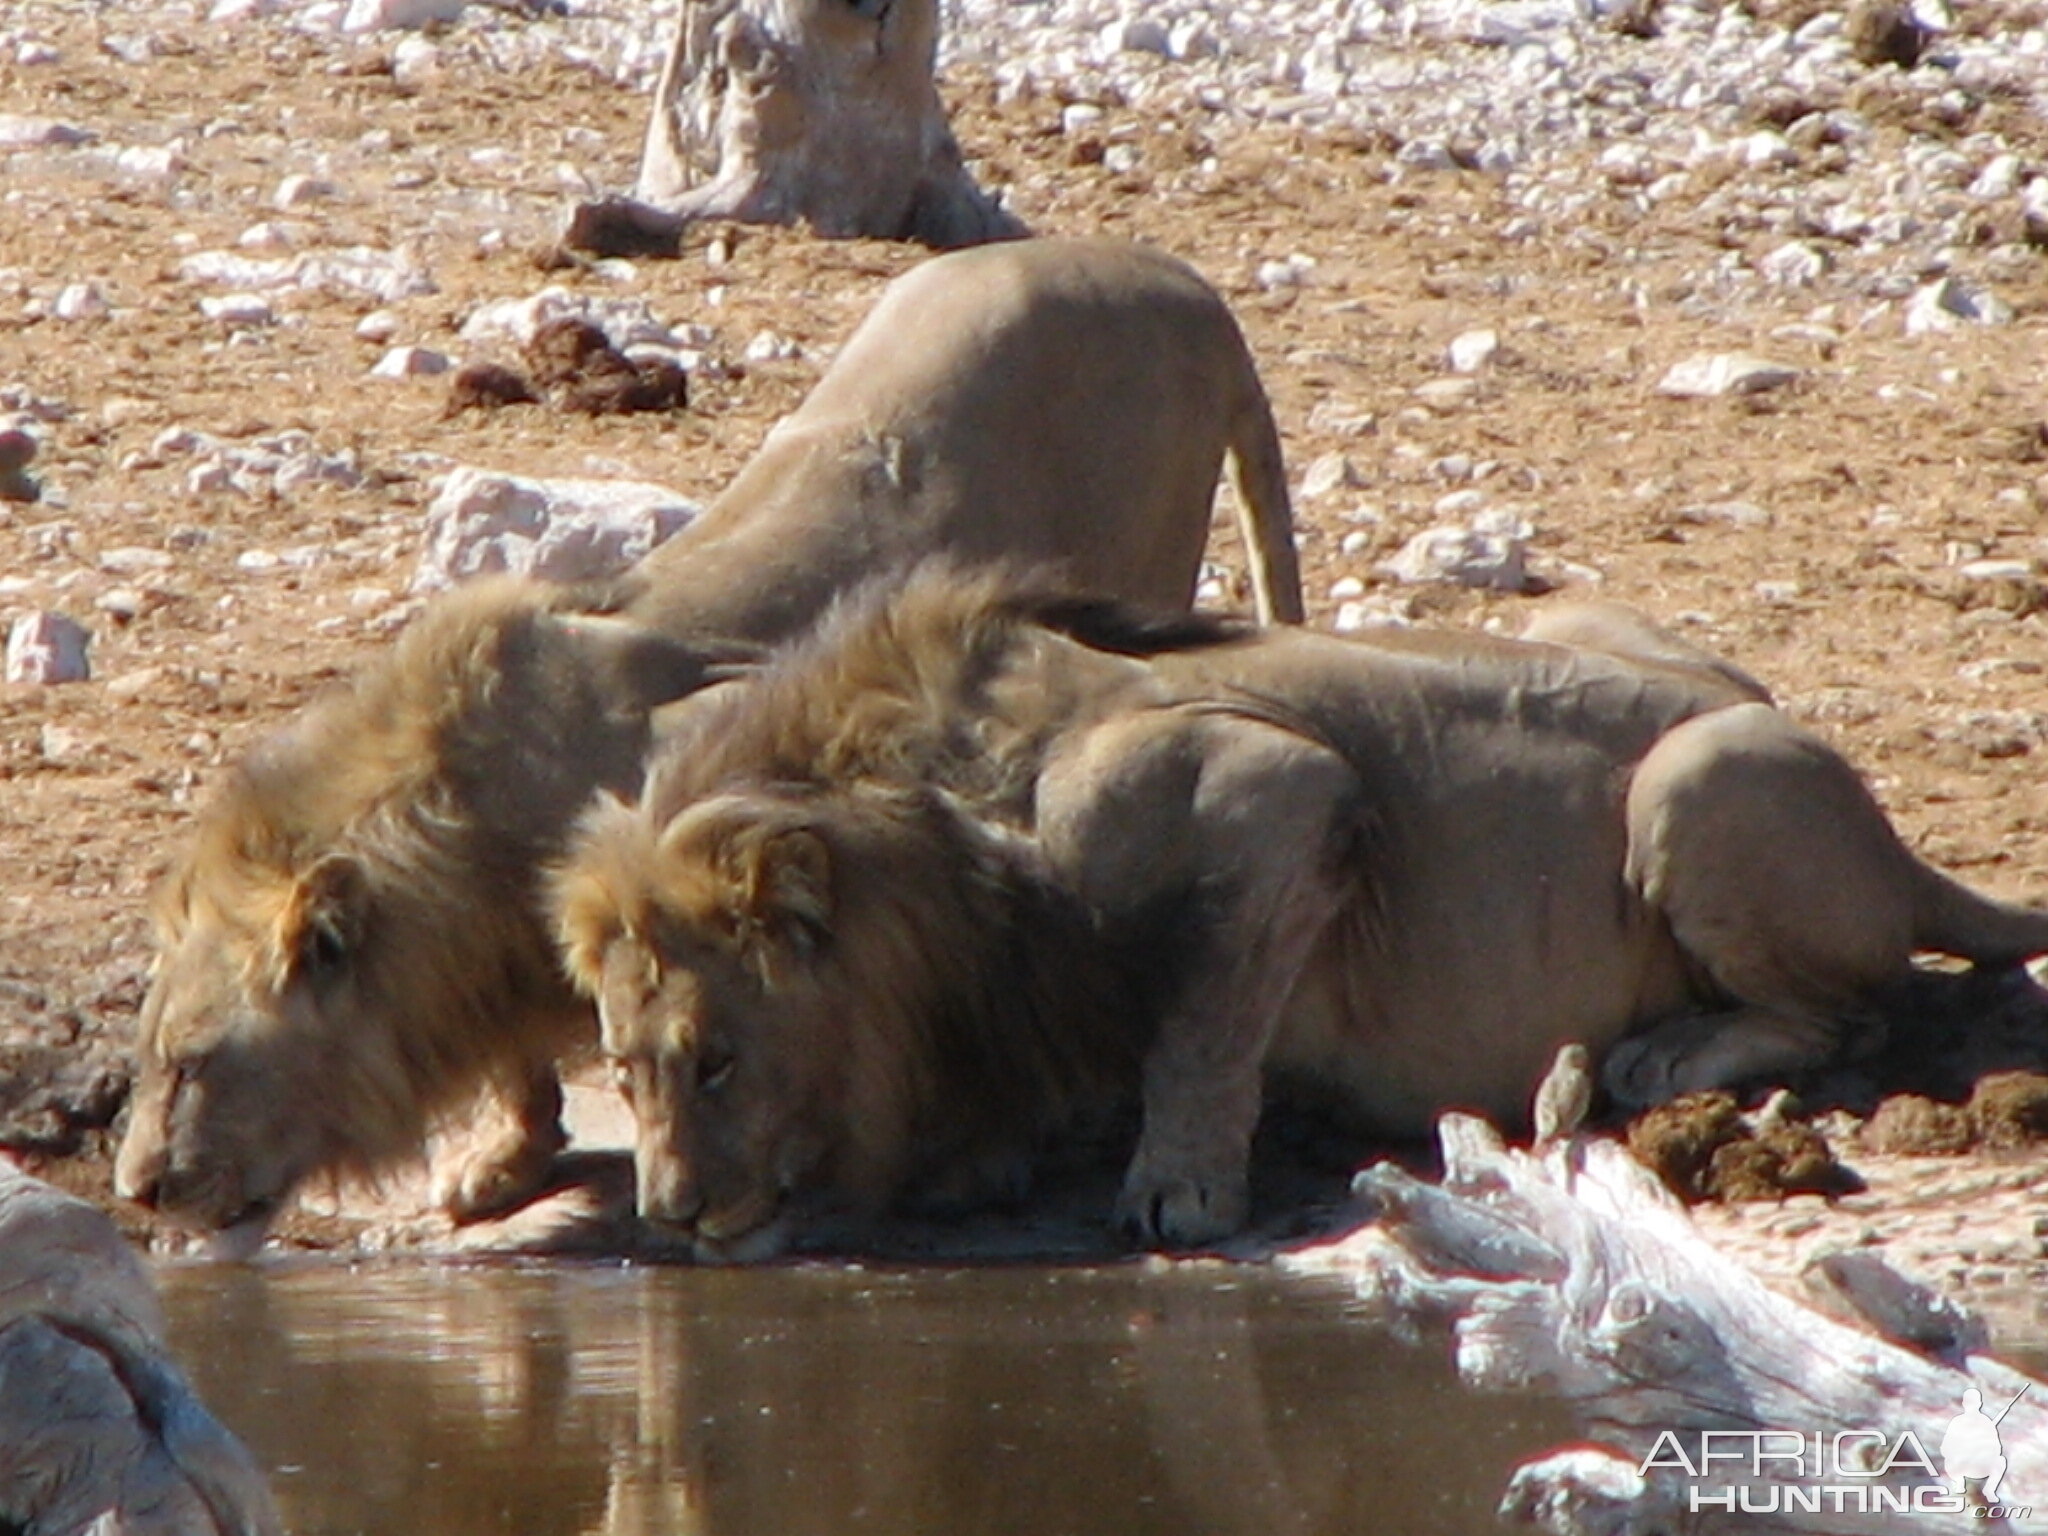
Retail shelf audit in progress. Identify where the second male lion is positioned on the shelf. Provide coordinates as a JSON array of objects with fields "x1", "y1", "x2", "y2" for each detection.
[
  {"x1": 555, "y1": 568, "x2": 2048, "y2": 1256},
  {"x1": 116, "y1": 238, "x2": 1301, "y2": 1243}
]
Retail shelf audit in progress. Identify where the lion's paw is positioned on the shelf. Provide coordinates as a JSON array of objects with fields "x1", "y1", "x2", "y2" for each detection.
[
  {"x1": 1114, "y1": 1165, "x2": 1247, "y2": 1250},
  {"x1": 430, "y1": 1120, "x2": 568, "y2": 1224}
]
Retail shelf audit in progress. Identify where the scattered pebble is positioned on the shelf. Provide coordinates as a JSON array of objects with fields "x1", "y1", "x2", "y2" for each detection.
[
  {"x1": 199, "y1": 293, "x2": 276, "y2": 326},
  {"x1": 51, "y1": 283, "x2": 110, "y2": 321},
  {"x1": 5, "y1": 611, "x2": 91, "y2": 684},
  {"x1": 340, "y1": 0, "x2": 468, "y2": 33},
  {"x1": 1446, "y1": 328, "x2": 1500, "y2": 373},
  {"x1": 1382, "y1": 510, "x2": 1537, "y2": 592},
  {"x1": 1655, "y1": 353, "x2": 1801, "y2": 399},
  {"x1": 370, "y1": 345, "x2": 452, "y2": 378},
  {"x1": 1298, "y1": 451, "x2": 1359, "y2": 501},
  {"x1": 1903, "y1": 277, "x2": 2014, "y2": 335}
]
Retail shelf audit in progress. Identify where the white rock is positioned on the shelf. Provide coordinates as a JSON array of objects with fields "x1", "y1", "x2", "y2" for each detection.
[
  {"x1": 744, "y1": 330, "x2": 801, "y2": 363},
  {"x1": 200, "y1": 293, "x2": 276, "y2": 326},
  {"x1": 1904, "y1": 277, "x2": 2013, "y2": 335},
  {"x1": 96, "y1": 588, "x2": 147, "y2": 621},
  {"x1": 1959, "y1": 558, "x2": 2034, "y2": 583},
  {"x1": 1329, "y1": 575, "x2": 1367, "y2": 601},
  {"x1": 208, "y1": 0, "x2": 282, "y2": 18},
  {"x1": 98, "y1": 546, "x2": 175, "y2": 574},
  {"x1": 1739, "y1": 130, "x2": 1796, "y2": 169},
  {"x1": 1971, "y1": 154, "x2": 2022, "y2": 200},
  {"x1": 1299, "y1": 451, "x2": 1359, "y2": 501},
  {"x1": 181, "y1": 247, "x2": 433, "y2": 304},
  {"x1": 0, "y1": 116, "x2": 93, "y2": 149},
  {"x1": 458, "y1": 287, "x2": 676, "y2": 352},
  {"x1": 1061, "y1": 104, "x2": 1105, "y2": 135},
  {"x1": 186, "y1": 459, "x2": 235, "y2": 496},
  {"x1": 1758, "y1": 241, "x2": 1828, "y2": 286},
  {"x1": 236, "y1": 221, "x2": 296, "y2": 250},
  {"x1": 341, "y1": 0, "x2": 467, "y2": 32},
  {"x1": 356, "y1": 309, "x2": 401, "y2": 344},
  {"x1": 1676, "y1": 500, "x2": 1773, "y2": 528},
  {"x1": 1383, "y1": 523, "x2": 1533, "y2": 592},
  {"x1": 390, "y1": 36, "x2": 442, "y2": 86},
  {"x1": 6, "y1": 611, "x2": 90, "y2": 684},
  {"x1": 16, "y1": 42, "x2": 60, "y2": 66},
  {"x1": 101, "y1": 33, "x2": 161, "y2": 64},
  {"x1": 274, "y1": 173, "x2": 340, "y2": 210},
  {"x1": 1447, "y1": 328, "x2": 1500, "y2": 373},
  {"x1": 52, "y1": 283, "x2": 110, "y2": 321},
  {"x1": 1413, "y1": 377, "x2": 1481, "y2": 411},
  {"x1": 113, "y1": 144, "x2": 184, "y2": 180},
  {"x1": 370, "y1": 345, "x2": 451, "y2": 378},
  {"x1": 1655, "y1": 353, "x2": 1801, "y2": 398},
  {"x1": 1307, "y1": 401, "x2": 1376, "y2": 437},
  {"x1": 413, "y1": 467, "x2": 701, "y2": 592},
  {"x1": 1101, "y1": 17, "x2": 1170, "y2": 56},
  {"x1": 272, "y1": 451, "x2": 361, "y2": 495},
  {"x1": 1168, "y1": 19, "x2": 1218, "y2": 60}
]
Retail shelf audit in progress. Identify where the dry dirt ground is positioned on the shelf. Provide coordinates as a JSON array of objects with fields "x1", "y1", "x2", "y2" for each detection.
[{"x1": 4, "y1": 6, "x2": 2048, "y2": 1313}]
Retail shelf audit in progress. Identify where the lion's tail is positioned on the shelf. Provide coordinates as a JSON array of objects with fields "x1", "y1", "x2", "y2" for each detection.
[
  {"x1": 1223, "y1": 351, "x2": 1305, "y2": 626},
  {"x1": 1912, "y1": 859, "x2": 2048, "y2": 968}
]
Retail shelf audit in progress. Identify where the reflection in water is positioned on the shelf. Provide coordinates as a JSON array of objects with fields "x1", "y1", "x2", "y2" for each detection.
[{"x1": 159, "y1": 1261, "x2": 1573, "y2": 1536}]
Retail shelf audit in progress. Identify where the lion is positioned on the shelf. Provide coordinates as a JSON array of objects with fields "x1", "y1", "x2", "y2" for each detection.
[
  {"x1": 552, "y1": 567, "x2": 2048, "y2": 1256},
  {"x1": 116, "y1": 237, "x2": 1302, "y2": 1240}
]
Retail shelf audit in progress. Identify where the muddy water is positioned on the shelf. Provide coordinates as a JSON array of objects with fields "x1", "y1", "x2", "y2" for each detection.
[{"x1": 159, "y1": 1261, "x2": 1574, "y2": 1536}]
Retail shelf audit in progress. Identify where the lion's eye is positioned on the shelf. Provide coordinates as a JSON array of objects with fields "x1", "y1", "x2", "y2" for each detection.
[{"x1": 697, "y1": 1048, "x2": 736, "y2": 1094}]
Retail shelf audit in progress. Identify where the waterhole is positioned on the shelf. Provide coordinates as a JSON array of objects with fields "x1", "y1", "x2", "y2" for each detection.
[{"x1": 160, "y1": 1260, "x2": 1573, "y2": 1535}]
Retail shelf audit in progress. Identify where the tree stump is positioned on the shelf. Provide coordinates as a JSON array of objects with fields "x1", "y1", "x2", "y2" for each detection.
[
  {"x1": 566, "y1": 0, "x2": 1024, "y2": 258},
  {"x1": 1286, "y1": 1047, "x2": 2048, "y2": 1534}
]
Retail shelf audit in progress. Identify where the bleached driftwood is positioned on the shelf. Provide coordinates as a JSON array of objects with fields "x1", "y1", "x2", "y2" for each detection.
[
  {"x1": 1287, "y1": 1052, "x2": 2048, "y2": 1535},
  {"x1": 0, "y1": 1162, "x2": 281, "y2": 1536},
  {"x1": 566, "y1": 0, "x2": 1023, "y2": 258}
]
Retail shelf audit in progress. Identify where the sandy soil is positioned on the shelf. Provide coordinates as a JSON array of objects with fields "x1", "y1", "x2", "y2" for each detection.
[{"x1": 4, "y1": 6, "x2": 2048, "y2": 1309}]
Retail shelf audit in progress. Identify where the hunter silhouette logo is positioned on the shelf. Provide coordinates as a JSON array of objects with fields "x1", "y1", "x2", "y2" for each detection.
[{"x1": 1941, "y1": 1386, "x2": 2025, "y2": 1504}]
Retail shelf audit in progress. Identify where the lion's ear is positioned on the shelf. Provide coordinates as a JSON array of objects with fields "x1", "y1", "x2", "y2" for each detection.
[
  {"x1": 276, "y1": 854, "x2": 367, "y2": 983},
  {"x1": 687, "y1": 816, "x2": 834, "y2": 962},
  {"x1": 748, "y1": 826, "x2": 833, "y2": 954}
]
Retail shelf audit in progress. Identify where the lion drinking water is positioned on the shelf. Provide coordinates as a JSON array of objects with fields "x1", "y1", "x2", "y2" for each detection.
[
  {"x1": 552, "y1": 568, "x2": 2048, "y2": 1256},
  {"x1": 115, "y1": 239, "x2": 1302, "y2": 1242}
]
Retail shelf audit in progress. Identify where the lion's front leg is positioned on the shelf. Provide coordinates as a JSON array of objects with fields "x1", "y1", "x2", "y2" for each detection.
[
  {"x1": 1039, "y1": 709, "x2": 1363, "y2": 1249},
  {"x1": 429, "y1": 1065, "x2": 568, "y2": 1223}
]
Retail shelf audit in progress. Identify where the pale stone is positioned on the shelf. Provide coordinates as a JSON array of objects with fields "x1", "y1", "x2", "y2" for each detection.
[
  {"x1": 5, "y1": 610, "x2": 90, "y2": 683},
  {"x1": 369, "y1": 345, "x2": 451, "y2": 378},
  {"x1": 413, "y1": 467, "x2": 700, "y2": 592},
  {"x1": 1447, "y1": 328, "x2": 1500, "y2": 373},
  {"x1": 340, "y1": 0, "x2": 467, "y2": 32},
  {"x1": 1655, "y1": 353, "x2": 1801, "y2": 398}
]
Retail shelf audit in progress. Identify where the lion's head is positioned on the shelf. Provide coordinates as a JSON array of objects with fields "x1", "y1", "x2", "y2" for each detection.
[
  {"x1": 555, "y1": 787, "x2": 914, "y2": 1261},
  {"x1": 554, "y1": 758, "x2": 1148, "y2": 1261},
  {"x1": 116, "y1": 578, "x2": 725, "y2": 1235}
]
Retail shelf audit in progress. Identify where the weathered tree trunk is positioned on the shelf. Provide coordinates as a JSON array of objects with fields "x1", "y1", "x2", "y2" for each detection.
[
  {"x1": 1286, "y1": 1051, "x2": 2048, "y2": 1535},
  {"x1": 0, "y1": 1162, "x2": 282, "y2": 1536},
  {"x1": 567, "y1": 0, "x2": 1024, "y2": 258}
]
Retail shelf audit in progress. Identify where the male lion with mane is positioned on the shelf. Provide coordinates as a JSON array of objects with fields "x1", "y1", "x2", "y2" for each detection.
[
  {"x1": 116, "y1": 238, "x2": 1302, "y2": 1243},
  {"x1": 554, "y1": 567, "x2": 2048, "y2": 1257}
]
